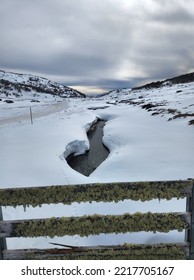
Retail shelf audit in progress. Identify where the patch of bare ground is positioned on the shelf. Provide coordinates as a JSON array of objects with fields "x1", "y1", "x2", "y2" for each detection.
[
  {"x1": 188, "y1": 119, "x2": 194, "y2": 125},
  {"x1": 168, "y1": 113, "x2": 194, "y2": 126},
  {"x1": 118, "y1": 97, "x2": 193, "y2": 126},
  {"x1": 170, "y1": 113, "x2": 194, "y2": 120}
]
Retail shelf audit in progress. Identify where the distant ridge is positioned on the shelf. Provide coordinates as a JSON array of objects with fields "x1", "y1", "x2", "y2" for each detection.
[{"x1": 133, "y1": 72, "x2": 194, "y2": 90}]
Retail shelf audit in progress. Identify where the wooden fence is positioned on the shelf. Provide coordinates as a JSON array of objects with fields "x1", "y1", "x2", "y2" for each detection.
[{"x1": 0, "y1": 179, "x2": 193, "y2": 260}]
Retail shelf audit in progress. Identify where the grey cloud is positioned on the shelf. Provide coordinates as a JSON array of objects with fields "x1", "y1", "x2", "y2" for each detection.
[
  {"x1": 125, "y1": 1, "x2": 194, "y2": 81},
  {"x1": 0, "y1": 0, "x2": 194, "y2": 93},
  {"x1": 69, "y1": 78, "x2": 132, "y2": 90},
  {"x1": 145, "y1": 0, "x2": 194, "y2": 24}
]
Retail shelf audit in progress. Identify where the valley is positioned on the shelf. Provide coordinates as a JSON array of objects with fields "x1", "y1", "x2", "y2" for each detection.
[{"x1": 0, "y1": 69, "x2": 193, "y2": 250}]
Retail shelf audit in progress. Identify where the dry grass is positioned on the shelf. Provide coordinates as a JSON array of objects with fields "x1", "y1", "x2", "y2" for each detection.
[{"x1": 188, "y1": 119, "x2": 194, "y2": 125}]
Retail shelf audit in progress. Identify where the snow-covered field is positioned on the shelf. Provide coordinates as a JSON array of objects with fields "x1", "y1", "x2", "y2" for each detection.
[{"x1": 0, "y1": 82, "x2": 193, "y2": 250}]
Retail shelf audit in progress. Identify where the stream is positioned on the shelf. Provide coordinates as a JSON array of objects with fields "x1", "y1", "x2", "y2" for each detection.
[{"x1": 66, "y1": 119, "x2": 110, "y2": 176}]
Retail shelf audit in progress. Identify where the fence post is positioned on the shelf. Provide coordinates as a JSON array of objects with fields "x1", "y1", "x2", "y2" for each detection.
[
  {"x1": 190, "y1": 181, "x2": 194, "y2": 259},
  {"x1": 30, "y1": 106, "x2": 33, "y2": 124},
  {"x1": 185, "y1": 180, "x2": 194, "y2": 259},
  {"x1": 0, "y1": 206, "x2": 7, "y2": 260}
]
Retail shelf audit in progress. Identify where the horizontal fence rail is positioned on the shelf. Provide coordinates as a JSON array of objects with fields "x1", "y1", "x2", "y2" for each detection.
[
  {"x1": 0, "y1": 212, "x2": 191, "y2": 238},
  {"x1": 3, "y1": 243, "x2": 190, "y2": 260},
  {"x1": 0, "y1": 179, "x2": 194, "y2": 260},
  {"x1": 0, "y1": 180, "x2": 192, "y2": 207}
]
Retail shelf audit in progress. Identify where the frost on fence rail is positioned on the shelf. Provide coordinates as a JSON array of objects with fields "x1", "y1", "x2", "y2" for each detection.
[
  {"x1": 2, "y1": 243, "x2": 189, "y2": 260},
  {"x1": 0, "y1": 179, "x2": 193, "y2": 260},
  {"x1": 0, "y1": 180, "x2": 192, "y2": 208},
  {"x1": 0, "y1": 212, "x2": 190, "y2": 238}
]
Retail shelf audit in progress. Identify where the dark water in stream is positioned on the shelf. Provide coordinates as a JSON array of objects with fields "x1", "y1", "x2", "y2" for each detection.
[{"x1": 66, "y1": 120, "x2": 110, "y2": 176}]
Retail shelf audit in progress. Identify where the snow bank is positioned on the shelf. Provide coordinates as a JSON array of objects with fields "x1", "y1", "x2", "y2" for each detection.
[{"x1": 62, "y1": 139, "x2": 89, "y2": 158}]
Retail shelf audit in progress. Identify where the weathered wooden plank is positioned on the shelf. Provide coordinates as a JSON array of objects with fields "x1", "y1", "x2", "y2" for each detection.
[
  {"x1": 0, "y1": 212, "x2": 191, "y2": 238},
  {"x1": 2, "y1": 243, "x2": 189, "y2": 260},
  {"x1": 185, "y1": 181, "x2": 194, "y2": 259},
  {"x1": 0, "y1": 180, "x2": 192, "y2": 207},
  {"x1": 186, "y1": 181, "x2": 194, "y2": 259},
  {"x1": 0, "y1": 206, "x2": 7, "y2": 260},
  {"x1": 191, "y1": 181, "x2": 194, "y2": 259}
]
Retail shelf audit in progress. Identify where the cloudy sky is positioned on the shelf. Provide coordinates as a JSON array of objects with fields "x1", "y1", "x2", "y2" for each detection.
[{"x1": 0, "y1": 0, "x2": 194, "y2": 94}]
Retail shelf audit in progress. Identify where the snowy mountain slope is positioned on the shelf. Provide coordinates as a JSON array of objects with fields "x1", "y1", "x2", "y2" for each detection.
[
  {"x1": 0, "y1": 69, "x2": 86, "y2": 100},
  {"x1": 0, "y1": 69, "x2": 86, "y2": 125},
  {"x1": 102, "y1": 78, "x2": 194, "y2": 126}
]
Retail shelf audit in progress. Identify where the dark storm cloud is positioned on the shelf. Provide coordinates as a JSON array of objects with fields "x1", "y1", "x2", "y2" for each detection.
[{"x1": 0, "y1": 0, "x2": 194, "y2": 94}]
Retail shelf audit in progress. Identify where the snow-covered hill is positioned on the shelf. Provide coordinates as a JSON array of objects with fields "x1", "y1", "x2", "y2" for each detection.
[
  {"x1": 0, "y1": 69, "x2": 85, "y2": 101},
  {"x1": 102, "y1": 74, "x2": 194, "y2": 126}
]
